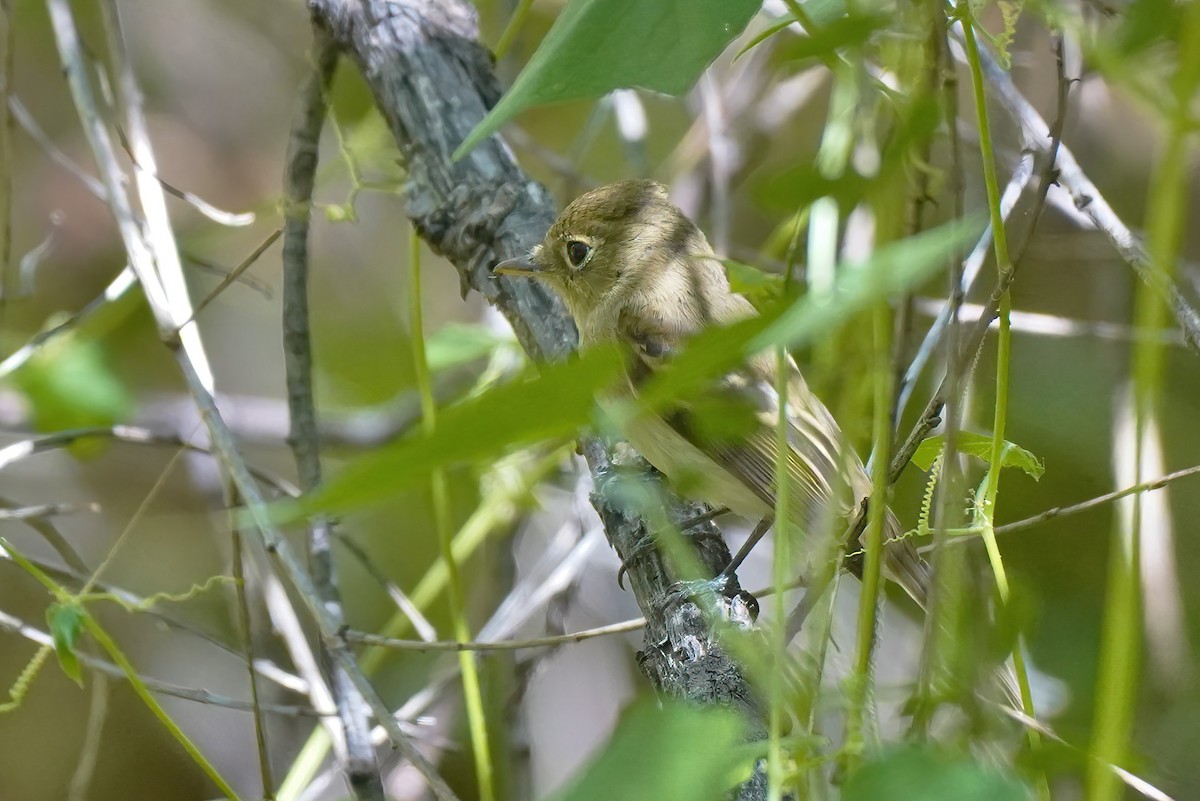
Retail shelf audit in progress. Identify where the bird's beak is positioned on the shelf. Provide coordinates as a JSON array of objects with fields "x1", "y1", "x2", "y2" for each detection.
[{"x1": 493, "y1": 255, "x2": 541, "y2": 277}]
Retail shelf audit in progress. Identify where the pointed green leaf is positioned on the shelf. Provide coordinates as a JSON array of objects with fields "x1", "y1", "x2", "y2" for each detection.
[
  {"x1": 912, "y1": 431, "x2": 1044, "y2": 479},
  {"x1": 750, "y1": 218, "x2": 981, "y2": 352},
  {"x1": 455, "y1": 0, "x2": 762, "y2": 158},
  {"x1": 47, "y1": 603, "x2": 87, "y2": 687},
  {"x1": 549, "y1": 698, "x2": 747, "y2": 801},
  {"x1": 296, "y1": 344, "x2": 624, "y2": 515},
  {"x1": 638, "y1": 218, "x2": 980, "y2": 408}
]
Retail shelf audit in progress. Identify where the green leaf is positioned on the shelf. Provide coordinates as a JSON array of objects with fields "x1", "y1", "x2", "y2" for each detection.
[
  {"x1": 736, "y1": 0, "x2": 853, "y2": 57},
  {"x1": 736, "y1": 13, "x2": 800, "y2": 58},
  {"x1": 425, "y1": 324, "x2": 512, "y2": 372},
  {"x1": 911, "y1": 431, "x2": 1044, "y2": 479},
  {"x1": 750, "y1": 218, "x2": 981, "y2": 353},
  {"x1": 295, "y1": 344, "x2": 624, "y2": 516},
  {"x1": 843, "y1": 746, "x2": 1031, "y2": 801},
  {"x1": 548, "y1": 698, "x2": 747, "y2": 801},
  {"x1": 455, "y1": 0, "x2": 761, "y2": 158},
  {"x1": 47, "y1": 603, "x2": 87, "y2": 687},
  {"x1": 773, "y1": 13, "x2": 887, "y2": 65},
  {"x1": 8, "y1": 329, "x2": 133, "y2": 456},
  {"x1": 722, "y1": 259, "x2": 784, "y2": 301},
  {"x1": 639, "y1": 218, "x2": 980, "y2": 408}
]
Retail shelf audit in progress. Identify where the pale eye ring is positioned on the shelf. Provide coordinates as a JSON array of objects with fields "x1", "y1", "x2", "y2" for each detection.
[{"x1": 565, "y1": 240, "x2": 592, "y2": 269}]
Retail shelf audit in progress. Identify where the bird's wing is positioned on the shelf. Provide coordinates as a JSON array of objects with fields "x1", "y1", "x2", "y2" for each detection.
[
  {"x1": 618, "y1": 308, "x2": 861, "y2": 529},
  {"x1": 617, "y1": 303, "x2": 931, "y2": 606}
]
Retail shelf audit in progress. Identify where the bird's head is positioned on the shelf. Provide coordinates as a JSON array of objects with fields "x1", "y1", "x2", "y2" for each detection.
[{"x1": 493, "y1": 180, "x2": 713, "y2": 330}]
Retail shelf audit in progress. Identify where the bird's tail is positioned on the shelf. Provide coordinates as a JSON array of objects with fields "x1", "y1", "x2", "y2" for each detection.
[{"x1": 790, "y1": 509, "x2": 1024, "y2": 711}]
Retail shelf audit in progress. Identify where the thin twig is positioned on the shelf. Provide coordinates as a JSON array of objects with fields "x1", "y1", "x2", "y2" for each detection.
[
  {"x1": 0, "y1": 608, "x2": 328, "y2": 717},
  {"x1": 336, "y1": 535, "x2": 439, "y2": 642},
  {"x1": 231, "y1": 527, "x2": 275, "y2": 799},
  {"x1": 0, "y1": 267, "x2": 136, "y2": 381},
  {"x1": 950, "y1": 20, "x2": 1200, "y2": 354},
  {"x1": 342, "y1": 619, "x2": 645, "y2": 652},
  {"x1": 995, "y1": 463, "x2": 1200, "y2": 537},
  {"x1": 181, "y1": 227, "x2": 282, "y2": 326},
  {"x1": 281, "y1": 27, "x2": 383, "y2": 801},
  {"x1": 8, "y1": 95, "x2": 106, "y2": 197}
]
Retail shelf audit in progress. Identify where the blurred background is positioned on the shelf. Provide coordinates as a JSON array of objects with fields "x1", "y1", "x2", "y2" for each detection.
[{"x1": 0, "y1": 0, "x2": 1198, "y2": 799}]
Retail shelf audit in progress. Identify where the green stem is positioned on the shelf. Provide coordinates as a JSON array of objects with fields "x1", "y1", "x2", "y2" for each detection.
[
  {"x1": 768, "y1": 346, "x2": 791, "y2": 801},
  {"x1": 1, "y1": 539, "x2": 241, "y2": 800},
  {"x1": 957, "y1": 7, "x2": 1047, "y2": 795},
  {"x1": 410, "y1": 228, "x2": 496, "y2": 801},
  {"x1": 493, "y1": 0, "x2": 535, "y2": 61},
  {"x1": 1088, "y1": 5, "x2": 1200, "y2": 798},
  {"x1": 846, "y1": 290, "x2": 892, "y2": 770}
]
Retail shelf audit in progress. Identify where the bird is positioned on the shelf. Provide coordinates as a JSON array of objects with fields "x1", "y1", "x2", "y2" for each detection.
[{"x1": 492, "y1": 178, "x2": 932, "y2": 625}]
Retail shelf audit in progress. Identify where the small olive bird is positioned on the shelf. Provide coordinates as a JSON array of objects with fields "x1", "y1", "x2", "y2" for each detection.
[{"x1": 494, "y1": 179, "x2": 930, "y2": 620}]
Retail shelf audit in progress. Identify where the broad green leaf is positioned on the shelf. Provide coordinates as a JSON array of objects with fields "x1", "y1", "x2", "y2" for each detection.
[
  {"x1": 455, "y1": 0, "x2": 761, "y2": 158},
  {"x1": 911, "y1": 431, "x2": 1045, "y2": 480},
  {"x1": 8, "y1": 327, "x2": 133, "y2": 456},
  {"x1": 638, "y1": 218, "x2": 980, "y2": 408},
  {"x1": 751, "y1": 218, "x2": 981, "y2": 353},
  {"x1": 843, "y1": 746, "x2": 1030, "y2": 801},
  {"x1": 426, "y1": 324, "x2": 512, "y2": 372},
  {"x1": 47, "y1": 603, "x2": 86, "y2": 687},
  {"x1": 295, "y1": 345, "x2": 624, "y2": 516},
  {"x1": 722, "y1": 259, "x2": 784, "y2": 301},
  {"x1": 548, "y1": 698, "x2": 747, "y2": 801}
]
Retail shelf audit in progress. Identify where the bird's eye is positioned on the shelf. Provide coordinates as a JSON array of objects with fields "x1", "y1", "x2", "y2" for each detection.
[{"x1": 566, "y1": 240, "x2": 592, "y2": 269}]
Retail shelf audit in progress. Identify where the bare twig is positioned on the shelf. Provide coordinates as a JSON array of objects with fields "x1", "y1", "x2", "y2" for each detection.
[
  {"x1": 0, "y1": 609, "x2": 327, "y2": 717},
  {"x1": 231, "y1": 529, "x2": 275, "y2": 799},
  {"x1": 336, "y1": 534, "x2": 439, "y2": 643},
  {"x1": 9, "y1": 95, "x2": 106, "y2": 198},
  {"x1": 950, "y1": 22, "x2": 1200, "y2": 354},
  {"x1": 0, "y1": 266, "x2": 136, "y2": 381},
  {"x1": 343, "y1": 619, "x2": 645, "y2": 652},
  {"x1": 993, "y1": 463, "x2": 1200, "y2": 537},
  {"x1": 281, "y1": 27, "x2": 383, "y2": 801},
  {"x1": 182, "y1": 227, "x2": 282, "y2": 326},
  {"x1": 0, "y1": 501, "x2": 96, "y2": 522}
]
